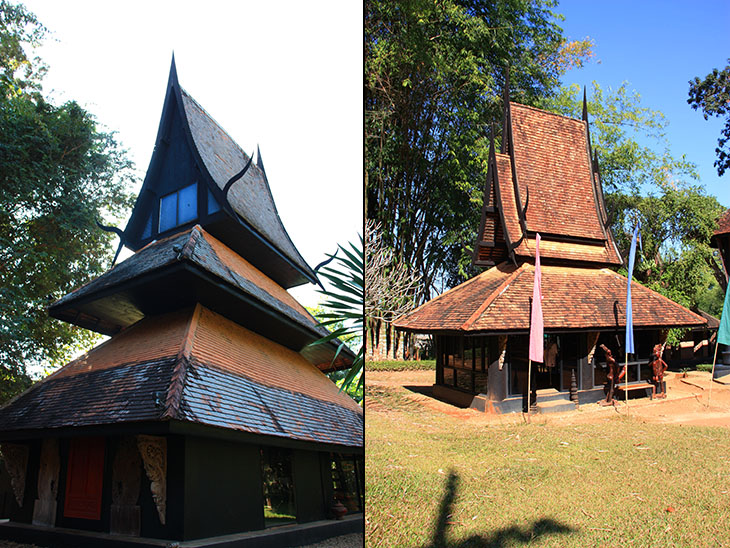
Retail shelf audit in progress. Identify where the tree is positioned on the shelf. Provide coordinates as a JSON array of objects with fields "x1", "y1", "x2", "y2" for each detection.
[
  {"x1": 688, "y1": 61, "x2": 730, "y2": 177},
  {"x1": 0, "y1": 2, "x2": 135, "y2": 402},
  {"x1": 541, "y1": 83, "x2": 725, "y2": 326},
  {"x1": 365, "y1": 0, "x2": 593, "y2": 302},
  {"x1": 365, "y1": 220, "x2": 421, "y2": 361}
]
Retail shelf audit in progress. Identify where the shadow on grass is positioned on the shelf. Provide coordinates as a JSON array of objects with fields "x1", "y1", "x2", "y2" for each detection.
[
  {"x1": 423, "y1": 471, "x2": 575, "y2": 548},
  {"x1": 403, "y1": 385, "x2": 472, "y2": 409}
]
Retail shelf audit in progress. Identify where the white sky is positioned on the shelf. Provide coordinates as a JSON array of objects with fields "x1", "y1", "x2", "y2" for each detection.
[{"x1": 23, "y1": 0, "x2": 363, "y2": 309}]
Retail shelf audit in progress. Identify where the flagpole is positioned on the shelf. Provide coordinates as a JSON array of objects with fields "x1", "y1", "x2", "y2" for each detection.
[
  {"x1": 624, "y1": 353, "x2": 629, "y2": 412},
  {"x1": 527, "y1": 359, "x2": 532, "y2": 418},
  {"x1": 708, "y1": 340, "x2": 719, "y2": 408}
]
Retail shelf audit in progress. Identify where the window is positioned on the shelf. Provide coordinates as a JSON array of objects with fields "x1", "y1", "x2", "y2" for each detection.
[
  {"x1": 207, "y1": 188, "x2": 221, "y2": 214},
  {"x1": 330, "y1": 453, "x2": 363, "y2": 513},
  {"x1": 261, "y1": 447, "x2": 296, "y2": 527},
  {"x1": 159, "y1": 183, "x2": 198, "y2": 232}
]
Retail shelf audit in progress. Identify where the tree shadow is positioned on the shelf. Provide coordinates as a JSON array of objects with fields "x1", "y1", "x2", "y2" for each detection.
[{"x1": 423, "y1": 471, "x2": 575, "y2": 548}]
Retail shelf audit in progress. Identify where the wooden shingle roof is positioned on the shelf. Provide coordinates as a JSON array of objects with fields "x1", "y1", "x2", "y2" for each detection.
[
  {"x1": 395, "y1": 262, "x2": 706, "y2": 333},
  {"x1": 474, "y1": 98, "x2": 622, "y2": 268},
  {"x1": 0, "y1": 305, "x2": 363, "y2": 448},
  {"x1": 49, "y1": 226, "x2": 353, "y2": 372}
]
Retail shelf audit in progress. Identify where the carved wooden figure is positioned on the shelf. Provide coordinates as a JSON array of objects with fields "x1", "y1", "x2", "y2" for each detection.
[
  {"x1": 137, "y1": 435, "x2": 167, "y2": 525},
  {"x1": 649, "y1": 343, "x2": 668, "y2": 399},
  {"x1": 600, "y1": 344, "x2": 625, "y2": 405},
  {"x1": 32, "y1": 438, "x2": 59, "y2": 526}
]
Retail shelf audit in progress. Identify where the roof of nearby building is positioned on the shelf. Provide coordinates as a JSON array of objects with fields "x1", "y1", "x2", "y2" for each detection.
[
  {"x1": 713, "y1": 209, "x2": 730, "y2": 238},
  {"x1": 0, "y1": 305, "x2": 363, "y2": 448},
  {"x1": 49, "y1": 225, "x2": 353, "y2": 372},
  {"x1": 395, "y1": 262, "x2": 706, "y2": 333}
]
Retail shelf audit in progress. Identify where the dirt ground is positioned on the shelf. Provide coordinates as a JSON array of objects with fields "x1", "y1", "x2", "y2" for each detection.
[{"x1": 366, "y1": 369, "x2": 730, "y2": 427}]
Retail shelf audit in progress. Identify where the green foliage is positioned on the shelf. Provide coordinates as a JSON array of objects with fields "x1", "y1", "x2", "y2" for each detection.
[
  {"x1": 310, "y1": 235, "x2": 364, "y2": 396},
  {"x1": 0, "y1": 0, "x2": 47, "y2": 96},
  {"x1": 0, "y1": 2, "x2": 136, "y2": 402},
  {"x1": 542, "y1": 82, "x2": 697, "y2": 195},
  {"x1": 366, "y1": 359, "x2": 436, "y2": 372},
  {"x1": 542, "y1": 82, "x2": 725, "y2": 317},
  {"x1": 365, "y1": 0, "x2": 592, "y2": 297},
  {"x1": 696, "y1": 363, "x2": 714, "y2": 373},
  {"x1": 688, "y1": 60, "x2": 730, "y2": 176}
]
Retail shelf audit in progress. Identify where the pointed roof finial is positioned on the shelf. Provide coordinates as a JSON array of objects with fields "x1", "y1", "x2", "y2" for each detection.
[
  {"x1": 582, "y1": 85, "x2": 588, "y2": 122},
  {"x1": 168, "y1": 51, "x2": 180, "y2": 88},
  {"x1": 256, "y1": 144, "x2": 266, "y2": 173}
]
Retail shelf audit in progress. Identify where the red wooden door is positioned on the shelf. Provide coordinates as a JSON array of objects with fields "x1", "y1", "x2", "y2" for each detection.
[{"x1": 63, "y1": 437, "x2": 105, "y2": 520}]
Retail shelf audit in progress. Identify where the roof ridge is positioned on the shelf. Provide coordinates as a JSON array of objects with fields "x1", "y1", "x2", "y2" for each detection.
[
  {"x1": 163, "y1": 305, "x2": 202, "y2": 419},
  {"x1": 510, "y1": 101, "x2": 586, "y2": 126},
  {"x1": 461, "y1": 264, "x2": 527, "y2": 330}
]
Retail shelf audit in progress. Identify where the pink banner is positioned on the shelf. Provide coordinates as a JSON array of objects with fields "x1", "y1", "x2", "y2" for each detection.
[{"x1": 529, "y1": 234, "x2": 544, "y2": 363}]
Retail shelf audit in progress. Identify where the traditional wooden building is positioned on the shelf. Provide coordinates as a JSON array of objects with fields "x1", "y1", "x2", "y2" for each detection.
[
  {"x1": 0, "y1": 59, "x2": 363, "y2": 546},
  {"x1": 395, "y1": 90, "x2": 706, "y2": 413}
]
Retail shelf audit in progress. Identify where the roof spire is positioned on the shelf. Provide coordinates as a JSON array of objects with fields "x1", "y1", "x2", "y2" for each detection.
[
  {"x1": 256, "y1": 144, "x2": 266, "y2": 173},
  {"x1": 501, "y1": 67, "x2": 511, "y2": 154},
  {"x1": 582, "y1": 85, "x2": 588, "y2": 122}
]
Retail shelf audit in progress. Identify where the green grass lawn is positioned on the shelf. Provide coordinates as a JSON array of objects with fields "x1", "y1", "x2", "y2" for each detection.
[
  {"x1": 367, "y1": 359, "x2": 436, "y2": 371},
  {"x1": 366, "y1": 383, "x2": 730, "y2": 547}
]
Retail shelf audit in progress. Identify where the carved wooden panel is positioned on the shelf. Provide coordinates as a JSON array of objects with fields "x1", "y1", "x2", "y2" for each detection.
[
  {"x1": 137, "y1": 435, "x2": 167, "y2": 525},
  {"x1": 33, "y1": 438, "x2": 60, "y2": 526},
  {"x1": 0, "y1": 443, "x2": 29, "y2": 507}
]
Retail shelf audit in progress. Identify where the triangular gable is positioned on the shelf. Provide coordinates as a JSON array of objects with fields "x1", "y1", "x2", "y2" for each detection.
[
  {"x1": 122, "y1": 57, "x2": 317, "y2": 288},
  {"x1": 473, "y1": 90, "x2": 622, "y2": 267}
]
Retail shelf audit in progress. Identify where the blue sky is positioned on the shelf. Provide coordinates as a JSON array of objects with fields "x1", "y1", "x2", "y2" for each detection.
[{"x1": 556, "y1": 0, "x2": 729, "y2": 208}]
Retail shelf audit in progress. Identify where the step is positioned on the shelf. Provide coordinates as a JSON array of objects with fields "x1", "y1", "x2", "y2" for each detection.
[
  {"x1": 536, "y1": 399, "x2": 578, "y2": 414},
  {"x1": 535, "y1": 388, "x2": 571, "y2": 403}
]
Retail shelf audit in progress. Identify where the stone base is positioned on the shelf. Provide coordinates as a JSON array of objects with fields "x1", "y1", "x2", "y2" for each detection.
[
  {"x1": 31, "y1": 498, "x2": 56, "y2": 527},
  {"x1": 110, "y1": 504, "x2": 141, "y2": 536}
]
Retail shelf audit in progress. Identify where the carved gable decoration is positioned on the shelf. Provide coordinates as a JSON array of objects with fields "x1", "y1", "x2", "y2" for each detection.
[{"x1": 137, "y1": 435, "x2": 167, "y2": 525}]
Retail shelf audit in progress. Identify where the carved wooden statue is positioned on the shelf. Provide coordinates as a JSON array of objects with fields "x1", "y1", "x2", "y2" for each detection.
[
  {"x1": 600, "y1": 344, "x2": 625, "y2": 405},
  {"x1": 649, "y1": 343, "x2": 668, "y2": 399}
]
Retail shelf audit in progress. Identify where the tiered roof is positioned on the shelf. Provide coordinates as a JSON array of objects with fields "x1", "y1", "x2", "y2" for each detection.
[
  {"x1": 49, "y1": 226, "x2": 351, "y2": 372},
  {"x1": 398, "y1": 91, "x2": 706, "y2": 335},
  {"x1": 0, "y1": 305, "x2": 362, "y2": 448}
]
